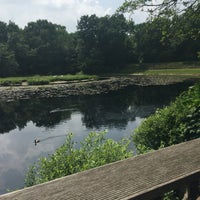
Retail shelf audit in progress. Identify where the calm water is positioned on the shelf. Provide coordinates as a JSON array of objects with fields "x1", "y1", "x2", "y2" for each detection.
[{"x1": 0, "y1": 83, "x2": 193, "y2": 194}]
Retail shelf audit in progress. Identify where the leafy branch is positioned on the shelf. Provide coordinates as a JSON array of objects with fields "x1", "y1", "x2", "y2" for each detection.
[{"x1": 118, "y1": 0, "x2": 199, "y2": 17}]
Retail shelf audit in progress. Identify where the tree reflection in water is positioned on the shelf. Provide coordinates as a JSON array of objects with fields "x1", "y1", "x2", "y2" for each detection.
[{"x1": 0, "y1": 83, "x2": 193, "y2": 134}]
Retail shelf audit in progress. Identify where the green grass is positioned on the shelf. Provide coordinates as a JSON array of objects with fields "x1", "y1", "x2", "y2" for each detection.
[
  {"x1": 143, "y1": 68, "x2": 200, "y2": 75},
  {"x1": 1, "y1": 62, "x2": 199, "y2": 86},
  {"x1": 143, "y1": 61, "x2": 200, "y2": 69},
  {"x1": 0, "y1": 74, "x2": 98, "y2": 86},
  {"x1": 120, "y1": 61, "x2": 200, "y2": 75}
]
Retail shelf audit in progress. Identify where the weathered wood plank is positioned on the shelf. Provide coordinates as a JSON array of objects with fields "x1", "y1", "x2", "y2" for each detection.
[{"x1": 1, "y1": 138, "x2": 200, "y2": 200}]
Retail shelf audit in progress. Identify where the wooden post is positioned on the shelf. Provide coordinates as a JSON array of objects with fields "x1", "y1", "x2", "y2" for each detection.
[
  {"x1": 177, "y1": 185, "x2": 188, "y2": 200},
  {"x1": 188, "y1": 180, "x2": 200, "y2": 200}
]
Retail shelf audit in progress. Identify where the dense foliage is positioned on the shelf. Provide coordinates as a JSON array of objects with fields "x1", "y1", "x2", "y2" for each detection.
[
  {"x1": 133, "y1": 84, "x2": 200, "y2": 154},
  {"x1": 77, "y1": 14, "x2": 134, "y2": 73},
  {"x1": 25, "y1": 131, "x2": 132, "y2": 186},
  {"x1": 0, "y1": 1, "x2": 199, "y2": 77}
]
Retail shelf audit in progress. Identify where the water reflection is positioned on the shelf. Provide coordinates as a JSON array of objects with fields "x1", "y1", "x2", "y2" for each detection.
[
  {"x1": 0, "y1": 83, "x2": 192, "y2": 134},
  {"x1": 0, "y1": 83, "x2": 194, "y2": 194}
]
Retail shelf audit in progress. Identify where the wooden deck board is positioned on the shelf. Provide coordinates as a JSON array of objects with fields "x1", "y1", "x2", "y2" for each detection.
[{"x1": 1, "y1": 138, "x2": 200, "y2": 200}]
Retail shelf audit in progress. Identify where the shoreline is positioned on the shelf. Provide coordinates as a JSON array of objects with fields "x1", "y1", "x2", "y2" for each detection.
[{"x1": 0, "y1": 75, "x2": 199, "y2": 102}]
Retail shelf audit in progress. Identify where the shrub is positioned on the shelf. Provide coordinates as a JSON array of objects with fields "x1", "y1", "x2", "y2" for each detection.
[
  {"x1": 25, "y1": 131, "x2": 132, "y2": 187},
  {"x1": 133, "y1": 84, "x2": 200, "y2": 154},
  {"x1": 132, "y1": 84, "x2": 200, "y2": 199}
]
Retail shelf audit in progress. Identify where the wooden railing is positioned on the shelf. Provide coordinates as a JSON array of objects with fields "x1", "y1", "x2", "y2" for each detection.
[{"x1": 1, "y1": 138, "x2": 200, "y2": 200}]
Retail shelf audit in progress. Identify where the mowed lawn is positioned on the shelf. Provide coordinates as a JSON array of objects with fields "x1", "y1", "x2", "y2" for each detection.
[
  {"x1": 143, "y1": 68, "x2": 200, "y2": 75},
  {"x1": 120, "y1": 62, "x2": 200, "y2": 76}
]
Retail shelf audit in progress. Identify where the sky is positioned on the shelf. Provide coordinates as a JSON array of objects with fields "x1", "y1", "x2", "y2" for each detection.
[{"x1": 0, "y1": 0, "x2": 147, "y2": 32}]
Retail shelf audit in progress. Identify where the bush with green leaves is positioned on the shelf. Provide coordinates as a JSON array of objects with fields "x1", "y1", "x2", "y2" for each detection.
[
  {"x1": 25, "y1": 131, "x2": 132, "y2": 187},
  {"x1": 133, "y1": 84, "x2": 200, "y2": 154},
  {"x1": 132, "y1": 84, "x2": 200, "y2": 199}
]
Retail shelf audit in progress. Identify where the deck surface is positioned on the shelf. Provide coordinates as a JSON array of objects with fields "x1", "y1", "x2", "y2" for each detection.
[{"x1": 1, "y1": 138, "x2": 200, "y2": 200}]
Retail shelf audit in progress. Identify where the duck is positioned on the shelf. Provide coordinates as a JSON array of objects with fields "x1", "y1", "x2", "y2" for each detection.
[{"x1": 34, "y1": 139, "x2": 40, "y2": 146}]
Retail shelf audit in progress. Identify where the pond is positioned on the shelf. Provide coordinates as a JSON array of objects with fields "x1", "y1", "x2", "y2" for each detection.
[{"x1": 0, "y1": 83, "x2": 193, "y2": 194}]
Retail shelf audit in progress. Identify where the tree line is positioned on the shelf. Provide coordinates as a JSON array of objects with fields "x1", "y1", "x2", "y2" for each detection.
[{"x1": 0, "y1": 4, "x2": 199, "y2": 77}]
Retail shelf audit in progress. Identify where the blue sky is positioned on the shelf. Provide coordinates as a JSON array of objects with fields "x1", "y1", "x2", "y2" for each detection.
[{"x1": 0, "y1": 0, "x2": 147, "y2": 32}]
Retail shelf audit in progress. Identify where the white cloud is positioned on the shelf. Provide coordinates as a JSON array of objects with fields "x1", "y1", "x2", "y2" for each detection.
[
  {"x1": 0, "y1": 0, "x2": 147, "y2": 32},
  {"x1": 0, "y1": 0, "x2": 112, "y2": 32}
]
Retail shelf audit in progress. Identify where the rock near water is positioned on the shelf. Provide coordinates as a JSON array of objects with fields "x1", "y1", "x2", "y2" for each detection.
[{"x1": 0, "y1": 75, "x2": 197, "y2": 102}]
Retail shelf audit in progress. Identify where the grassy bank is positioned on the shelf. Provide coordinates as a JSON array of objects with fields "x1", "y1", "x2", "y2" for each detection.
[
  {"x1": 0, "y1": 74, "x2": 98, "y2": 86},
  {"x1": 120, "y1": 61, "x2": 200, "y2": 75},
  {"x1": 0, "y1": 62, "x2": 199, "y2": 86},
  {"x1": 143, "y1": 68, "x2": 200, "y2": 75}
]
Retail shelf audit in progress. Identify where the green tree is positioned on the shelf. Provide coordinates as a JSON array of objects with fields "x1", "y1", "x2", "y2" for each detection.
[
  {"x1": 6, "y1": 21, "x2": 32, "y2": 75},
  {"x1": 167, "y1": 5, "x2": 200, "y2": 60},
  {"x1": 77, "y1": 14, "x2": 104, "y2": 73},
  {"x1": 23, "y1": 20, "x2": 77, "y2": 75},
  {"x1": 134, "y1": 19, "x2": 175, "y2": 63},
  {"x1": 130, "y1": 5, "x2": 200, "y2": 63},
  {"x1": 0, "y1": 21, "x2": 21, "y2": 76},
  {"x1": 0, "y1": 21, "x2": 8, "y2": 43},
  {"x1": 119, "y1": 0, "x2": 200, "y2": 60},
  {"x1": 0, "y1": 43, "x2": 18, "y2": 77},
  {"x1": 77, "y1": 14, "x2": 135, "y2": 74}
]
